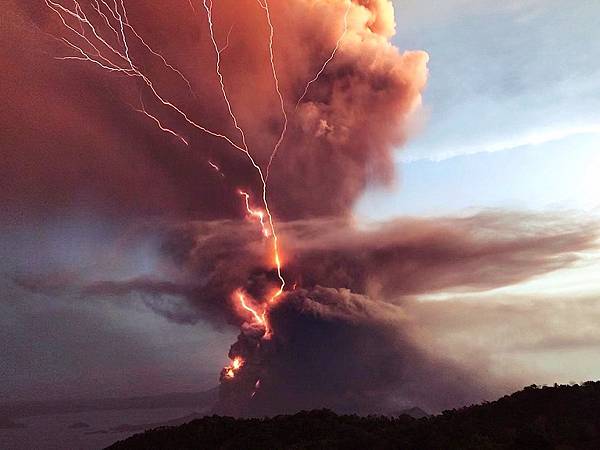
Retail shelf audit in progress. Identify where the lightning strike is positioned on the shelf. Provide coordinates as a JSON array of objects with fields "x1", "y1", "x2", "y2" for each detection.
[
  {"x1": 91, "y1": 0, "x2": 121, "y2": 43},
  {"x1": 208, "y1": 160, "x2": 225, "y2": 177},
  {"x1": 256, "y1": 0, "x2": 289, "y2": 180},
  {"x1": 295, "y1": 0, "x2": 351, "y2": 109},
  {"x1": 46, "y1": 0, "x2": 258, "y2": 160},
  {"x1": 202, "y1": 0, "x2": 286, "y2": 304},
  {"x1": 47, "y1": 0, "x2": 291, "y2": 395},
  {"x1": 219, "y1": 25, "x2": 234, "y2": 54},
  {"x1": 119, "y1": 7, "x2": 197, "y2": 97},
  {"x1": 239, "y1": 190, "x2": 270, "y2": 238},
  {"x1": 236, "y1": 291, "x2": 266, "y2": 328},
  {"x1": 133, "y1": 103, "x2": 189, "y2": 146}
]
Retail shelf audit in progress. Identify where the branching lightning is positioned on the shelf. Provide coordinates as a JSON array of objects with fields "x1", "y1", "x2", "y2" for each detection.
[
  {"x1": 45, "y1": 0, "x2": 255, "y2": 159},
  {"x1": 202, "y1": 0, "x2": 285, "y2": 307},
  {"x1": 236, "y1": 290, "x2": 267, "y2": 329},
  {"x1": 119, "y1": 3, "x2": 197, "y2": 97},
  {"x1": 45, "y1": 0, "x2": 352, "y2": 391}
]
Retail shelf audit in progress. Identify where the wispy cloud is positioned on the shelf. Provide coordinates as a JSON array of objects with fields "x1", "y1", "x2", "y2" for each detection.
[{"x1": 402, "y1": 123, "x2": 600, "y2": 163}]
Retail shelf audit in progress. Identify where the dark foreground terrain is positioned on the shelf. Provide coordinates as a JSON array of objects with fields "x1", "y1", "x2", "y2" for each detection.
[{"x1": 108, "y1": 382, "x2": 600, "y2": 449}]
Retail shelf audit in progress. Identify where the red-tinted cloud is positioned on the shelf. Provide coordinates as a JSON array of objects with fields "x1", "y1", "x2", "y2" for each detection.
[{"x1": 1, "y1": 0, "x2": 427, "y2": 223}]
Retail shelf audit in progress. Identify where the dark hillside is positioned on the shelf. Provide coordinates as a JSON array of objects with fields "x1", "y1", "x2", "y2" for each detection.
[{"x1": 107, "y1": 382, "x2": 600, "y2": 449}]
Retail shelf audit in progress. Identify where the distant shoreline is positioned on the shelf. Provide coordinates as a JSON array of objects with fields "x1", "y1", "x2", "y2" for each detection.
[{"x1": 0, "y1": 388, "x2": 218, "y2": 420}]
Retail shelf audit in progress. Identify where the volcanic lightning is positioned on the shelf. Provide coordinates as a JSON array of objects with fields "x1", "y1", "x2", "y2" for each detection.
[
  {"x1": 239, "y1": 190, "x2": 270, "y2": 238},
  {"x1": 133, "y1": 97, "x2": 189, "y2": 146},
  {"x1": 256, "y1": 0, "x2": 289, "y2": 179},
  {"x1": 295, "y1": 0, "x2": 351, "y2": 109},
  {"x1": 44, "y1": 0, "x2": 298, "y2": 388},
  {"x1": 200, "y1": 0, "x2": 285, "y2": 317},
  {"x1": 42, "y1": 0, "x2": 424, "y2": 410}
]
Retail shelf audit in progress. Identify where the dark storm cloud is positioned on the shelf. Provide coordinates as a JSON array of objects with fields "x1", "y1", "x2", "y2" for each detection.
[
  {"x1": 216, "y1": 286, "x2": 507, "y2": 415},
  {"x1": 19, "y1": 210, "x2": 597, "y2": 328},
  {"x1": 150, "y1": 212, "x2": 599, "y2": 326}
]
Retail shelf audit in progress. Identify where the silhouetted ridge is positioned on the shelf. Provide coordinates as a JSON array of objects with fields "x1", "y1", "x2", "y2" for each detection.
[{"x1": 107, "y1": 381, "x2": 600, "y2": 449}]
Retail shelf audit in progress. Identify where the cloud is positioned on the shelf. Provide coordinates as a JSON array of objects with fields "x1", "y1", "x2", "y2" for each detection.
[
  {"x1": 1, "y1": 0, "x2": 428, "y2": 223},
  {"x1": 216, "y1": 286, "x2": 505, "y2": 415},
  {"x1": 15, "y1": 210, "x2": 598, "y2": 412},
  {"x1": 403, "y1": 124, "x2": 600, "y2": 162}
]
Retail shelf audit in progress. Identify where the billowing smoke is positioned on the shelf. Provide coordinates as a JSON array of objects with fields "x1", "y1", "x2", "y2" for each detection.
[
  {"x1": 19, "y1": 212, "x2": 596, "y2": 413},
  {"x1": 2, "y1": 0, "x2": 427, "y2": 222},
  {"x1": 216, "y1": 286, "x2": 487, "y2": 416},
  {"x1": 2, "y1": 0, "x2": 598, "y2": 415}
]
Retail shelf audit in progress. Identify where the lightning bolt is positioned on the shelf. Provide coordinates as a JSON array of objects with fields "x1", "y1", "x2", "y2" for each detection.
[
  {"x1": 46, "y1": 0, "x2": 254, "y2": 158},
  {"x1": 236, "y1": 291, "x2": 266, "y2": 327},
  {"x1": 239, "y1": 190, "x2": 270, "y2": 238},
  {"x1": 208, "y1": 160, "x2": 225, "y2": 177},
  {"x1": 202, "y1": 0, "x2": 286, "y2": 306},
  {"x1": 118, "y1": 2, "x2": 197, "y2": 97},
  {"x1": 256, "y1": 0, "x2": 289, "y2": 180},
  {"x1": 46, "y1": 0, "x2": 303, "y2": 388},
  {"x1": 91, "y1": 0, "x2": 121, "y2": 44},
  {"x1": 202, "y1": 0, "x2": 250, "y2": 153},
  {"x1": 295, "y1": 0, "x2": 351, "y2": 109},
  {"x1": 219, "y1": 25, "x2": 234, "y2": 54},
  {"x1": 132, "y1": 96, "x2": 189, "y2": 146},
  {"x1": 47, "y1": 0, "x2": 287, "y2": 309}
]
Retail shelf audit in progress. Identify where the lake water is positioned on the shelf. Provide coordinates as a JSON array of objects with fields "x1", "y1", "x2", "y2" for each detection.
[{"x1": 0, "y1": 407, "x2": 197, "y2": 450}]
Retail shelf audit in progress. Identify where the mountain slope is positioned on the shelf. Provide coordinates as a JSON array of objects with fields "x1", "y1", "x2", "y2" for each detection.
[{"x1": 107, "y1": 382, "x2": 600, "y2": 449}]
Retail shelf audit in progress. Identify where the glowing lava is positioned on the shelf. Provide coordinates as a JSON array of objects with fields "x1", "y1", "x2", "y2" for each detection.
[{"x1": 224, "y1": 356, "x2": 244, "y2": 379}]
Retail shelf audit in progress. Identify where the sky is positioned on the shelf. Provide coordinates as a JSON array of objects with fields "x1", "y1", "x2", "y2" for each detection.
[
  {"x1": 358, "y1": 0, "x2": 600, "y2": 217},
  {"x1": 1, "y1": 0, "x2": 599, "y2": 410},
  {"x1": 355, "y1": 0, "x2": 600, "y2": 389}
]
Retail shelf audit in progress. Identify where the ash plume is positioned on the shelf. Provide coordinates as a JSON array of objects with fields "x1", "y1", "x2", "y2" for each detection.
[
  {"x1": 3, "y1": 0, "x2": 598, "y2": 416},
  {"x1": 215, "y1": 286, "x2": 492, "y2": 415},
  {"x1": 2, "y1": 0, "x2": 427, "y2": 222}
]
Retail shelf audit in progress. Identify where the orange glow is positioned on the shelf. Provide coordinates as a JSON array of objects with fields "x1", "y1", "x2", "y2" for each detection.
[
  {"x1": 239, "y1": 190, "x2": 270, "y2": 238},
  {"x1": 236, "y1": 290, "x2": 265, "y2": 326},
  {"x1": 224, "y1": 356, "x2": 244, "y2": 379},
  {"x1": 232, "y1": 357, "x2": 243, "y2": 370}
]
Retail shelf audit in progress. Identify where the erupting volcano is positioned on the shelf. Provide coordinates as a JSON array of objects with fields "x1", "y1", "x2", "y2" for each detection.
[
  {"x1": 4, "y1": 1, "x2": 600, "y2": 448},
  {"x1": 34, "y1": 0, "x2": 504, "y2": 416}
]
